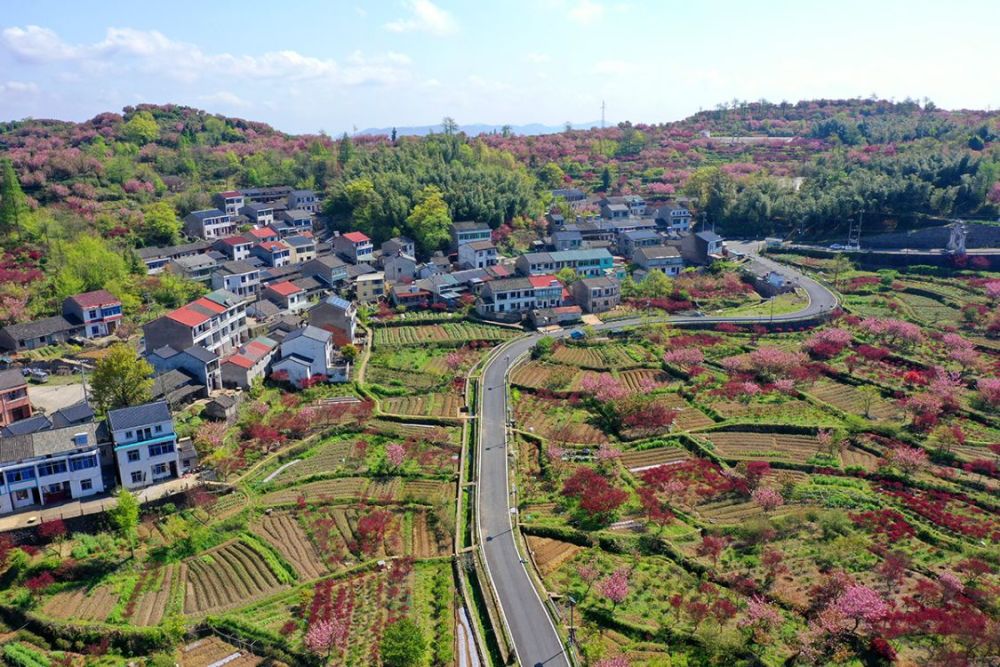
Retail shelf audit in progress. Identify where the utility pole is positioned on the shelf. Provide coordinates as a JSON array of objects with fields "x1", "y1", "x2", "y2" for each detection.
[
  {"x1": 847, "y1": 211, "x2": 862, "y2": 251},
  {"x1": 601, "y1": 100, "x2": 605, "y2": 130}
]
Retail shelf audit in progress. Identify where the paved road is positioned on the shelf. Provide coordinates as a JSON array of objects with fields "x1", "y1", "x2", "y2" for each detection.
[{"x1": 475, "y1": 245, "x2": 838, "y2": 666}]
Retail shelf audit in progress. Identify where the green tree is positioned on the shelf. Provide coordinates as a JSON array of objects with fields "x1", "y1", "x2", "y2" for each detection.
[
  {"x1": 442, "y1": 117, "x2": 458, "y2": 135},
  {"x1": 90, "y1": 344, "x2": 153, "y2": 413},
  {"x1": 108, "y1": 488, "x2": 140, "y2": 557},
  {"x1": 600, "y1": 165, "x2": 613, "y2": 192},
  {"x1": 0, "y1": 158, "x2": 26, "y2": 239},
  {"x1": 380, "y1": 618, "x2": 426, "y2": 667},
  {"x1": 141, "y1": 202, "x2": 182, "y2": 246},
  {"x1": 338, "y1": 132, "x2": 355, "y2": 167},
  {"x1": 50, "y1": 235, "x2": 130, "y2": 300},
  {"x1": 539, "y1": 162, "x2": 566, "y2": 188},
  {"x1": 406, "y1": 186, "x2": 452, "y2": 256},
  {"x1": 555, "y1": 267, "x2": 578, "y2": 284},
  {"x1": 122, "y1": 111, "x2": 160, "y2": 145}
]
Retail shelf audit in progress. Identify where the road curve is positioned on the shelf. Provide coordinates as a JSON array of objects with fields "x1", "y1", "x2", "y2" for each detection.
[{"x1": 475, "y1": 246, "x2": 836, "y2": 666}]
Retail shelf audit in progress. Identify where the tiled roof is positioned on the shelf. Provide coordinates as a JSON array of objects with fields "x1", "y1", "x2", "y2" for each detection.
[
  {"x1": 68, "y1": 289, "x2": 120, "y2": 308},
  {"x1": 246, "y1": 227, "x2": 278, "y2": 240},
  {"x1": 188, "y1": 208, "x2": 227, "y2": 220},
  {"x1": 106, "y1": 401, "x2": 172, "y2": 432},
  {"x1": 258, "y1": 241, "x2": 289, "y2": 252},
  {"x1": 192, "y1": 297, "x2": 227, "y2": 315},
  {"x1": 216, "y1": 235, "x2": 251, "y2": 247},
  {"x1": 284, "y1": 325, "x2": 331, "y2": 343},
  {"x1": 2, "y1": 315, "x2": 79, "y2": 341},
  {"x1": 267, "y1": 281, "x2": 302, "y2": 297},
  {"x1": 220, "y1": 190, "x2": 242, "y2": 198},
  {"x1": 166, "y1": 306, "x2": 211, "y2": 327},
  {"x1": 0, "y1": 368, "x2": 27, "y2": 391},
  {"x1": 528, "y1": 274, "x2": 562, "y2": 289},
  {"x1": 342, "y1": 231, "x2": 371, "y2": 243},
  {"x1": 218, "y1": 260, "x2": 257, "y2": 275},
  {"x1": 224, "y1": 354, "x2": 254, "y2": 369}
]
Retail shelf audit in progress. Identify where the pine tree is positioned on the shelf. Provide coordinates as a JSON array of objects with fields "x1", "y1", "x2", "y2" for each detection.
[{"x1": 0, "y1": 159, "x2": 25, "y2": 238}]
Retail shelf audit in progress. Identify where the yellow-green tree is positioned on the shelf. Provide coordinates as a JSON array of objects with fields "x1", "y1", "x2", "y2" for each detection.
[
  {"x1": 122, "y1": 111, "x2": 160, "y2": 145},
  {"x1": 90, "y1": 344, "x2": 153, "y2": 413},
  {"x1": 407, "y1": 186, "x2": 452, "y2": 256}
]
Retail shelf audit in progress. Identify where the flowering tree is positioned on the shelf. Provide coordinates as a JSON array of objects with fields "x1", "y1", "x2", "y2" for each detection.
[
  {"x1": 578, "y1": 373, "x2": 628, "y2": 402},
  {"x1": 305, "y1": 617, "x2": 347, "y2": 658},
  {"x1": 594, "y1": 656, "x2": 630, "y2": 667},
  {"x1": 739, "y1": 596, "x2": 783, "y2": 645},
  {"x1": 874, "y1": 551, "x2": 910, "y2": 591},
  {"x1": 831, "y1": 585, "x2": 889, "y2": 632},
  {"x1": 25, "y1": 571, "x2": 56, "y2": 597},
  {"x1": 976, "y1": 377, "x2": 1000, "y2": 409},
  {"x1": 859, "y1": 317, "x2": 924, "y2": 349},
  {"x1": 762, "y1": 548, "x2": 788, "y2": 589},
  {"x1": 696, "y1": 534, "x2": 728, "y2": 566},
  {"x1": 885, "y1": 446, "x2": 928, "y2": 478},
  {"x1": 752, "y1": 487, "x2": 784, "y2": 513},
  {"x1": 577, "y1": 562, "x2": 599, "y2": 597},
  {"x1": 597, "y1": 568, "x2": 629, "y2": 610},
  {"x1": 663, "y1": 347, "x2": 704, "y2": 368},
  {"x1": 562, "y1": 468, "x2": 628, "y2": 525},
  {"x1": 38, "y1": 518, "x2": 67, "y2": 556},
  {"x1": 902, "y1": 393, "x2": 944, "y2": 431},
  {"x1": 803, "y1": 328, "x2": 852, "y2": 359},
  {"x1": 385, "y1": 443, "x2": 406, "y2": 470}
]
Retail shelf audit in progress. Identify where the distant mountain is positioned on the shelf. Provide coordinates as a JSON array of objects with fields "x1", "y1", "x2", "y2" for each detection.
[{"x1": 358, "y1": 121, "x2": 604, "y2": 137}]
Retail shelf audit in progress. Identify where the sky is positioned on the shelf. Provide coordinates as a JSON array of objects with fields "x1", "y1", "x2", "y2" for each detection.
[{"x1": 1, "y1": 0, "x2": 998, "y2": 135}]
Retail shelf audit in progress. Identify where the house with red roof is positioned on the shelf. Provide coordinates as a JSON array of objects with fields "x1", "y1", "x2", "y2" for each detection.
[
  {"x1": 213, "y1": 235, "x2": 254, "y2": 262},
  {"x1": 221, "y1": 336, "x2": 278, "y2": 389},
  {"x1": 142, "y1": 289, "x2": 249, "y2": 357},
  {"x1": 244, "y1": 226, "x2": 280, "y2": 244},
  {"x1": 263, "y1": 280, "x2": 308, "y2": 314},
  {"x1": 334, "y1": 231, "x2": 374, "y2": 265},
  {"x1": 251, "y1": 240, "x2": 292, "y2": 268},
  {"x1": 62, "y1": 289, "x2": 123, "y2": 338},
  {"x1": 213, "y1": 191, "x2": 245, "y2": 217}
]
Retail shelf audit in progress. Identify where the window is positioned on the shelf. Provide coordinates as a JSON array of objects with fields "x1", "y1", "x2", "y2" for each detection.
[
  {"x1": 155, "y1": 425, "x2": 163, "y2": 433},
  {"x1": 80, "y1": 479, "x2": 93, "y2": 491},
  {"x1": 125, "y1": 431, "x2": 133, "y2": 439},
  {"x1": 148, "y1": 442, "x2": 175, "y2": 458},
  {"x1": 37, "y1": 460, "x2": 68, "y2": 477},
  {"x1": 6, "y1": 467, "x2": 35, "y2": 483},
  {"x1": 152, "y1": 463, "x2": 169, "y2": 477},
  {"x1": 70, "y1": 456, "x2": 97, "y2": 471},
  {"x1": 130, "y1": 471, "x2": 145, "y2": 484},
  {"x1": 127, "y1": 450, "x2": 140, "y2": 462}
]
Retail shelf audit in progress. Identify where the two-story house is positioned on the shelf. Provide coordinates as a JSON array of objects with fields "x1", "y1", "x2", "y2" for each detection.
[
  {"x1": 147, "y1": 344, "x2": 221, "y2": 394},
  {"x1": 285, "y1": 234, "x2": 317, "y2": 264},
  {"x1": 458, "y1": 240, "x2": 498, "y2": 270},
  {"x1": 308, "y1": 296, "x2": 357, "y2": 346},
  {"x1": 252, "y1": 241, "x2": 292, "y2": 268},
  {"x1": 552, "y1": 227, "x2": 583, "y2": 251},
  {"x1": 241, "y1": 202, "x2": 275, "y2": 227},
  {"x1": 184, "y1": 209, "x2": 236, "y2": 240},
  {"x1": 221, "y1": 336, "x2": 278, "y2": 389},
  {"x1": 300, "y1": 255, "x2": 349, "y2": 288},
  {"x1": 108, "y1": 401, "x2": 180, "y2": 490},
  {"x1": 450, "y1": 221, "x2": 492, "y2": 249},
  {"x1": 278, "y1": 208, "x2": 314, "y2": 233},
  {"x1": 244, "y1": 226, "x2": 280, "y2": 245},
  {"x1": 515, "y1": 249, "x2": 614, "y2": 278},
  {"x1": 241, "y1": 185, "x2": 293, "y2": 205},
  {"x1": 272, "y1": 325, "x2": 349, "y2": 387},
  {"x1": 287, "y1": 189, "x2": 320, "y2": 214},
  {"x1": 571, "y1": 276, "x2": 621, "y2": 313},
  {"x1": 334, "y1": 232, "x2": 374, "y2": 265},
  {"x1": 263, "y1": 281, "x2": 308, "y2": 314},
  {"x1": 653, "y1": 203, "x2": 693, "y2": 233},
  {"x1": 168, "y1": 253, "x2": 217, "y2": 284},
  {"x1": 137, "y1": 240, "x2": 213, "y2": 275},
  {"x1": 0, "y1": 423, "x2": 103, "y2": 514},
  {"x1": 475, "y1": 277, "x2": 537, "y2": 317},
  {"x1": 142, "y1": 289, "x2": 248, "y2": 357},
  {"x1": 619, "y1": 229, "x2": 663, "y2": 260},
  {"x1": 634, "y1": 245, "x2": 684, "y2": 276},
  {"x1": 211, "y1": 261, "x2": 261, "y2": 300},
  {"x1": 0, "y1": 369, "x2": 32, "y2": 428},
  {"x1": 355, "y1": 272, "x2": 386, "y2": 303},
  {"x1": 680, "y1": 231, "x2": 724, "y2": 265},
  {"x1": 213, "y1": 191, "x2": 245, "y2": 218},
  {"x1": 384, "y1": 252, "x2": 418, "y2": 283},
  {"x1": 62, "y1": 290, "x2": 123, "y2": 339},
  {"x1": 528, "y1": 275, "x2": 565, "y2": 309},
  {"x1": 213, "y1": 236, "x2": 254, "y2": 262}
]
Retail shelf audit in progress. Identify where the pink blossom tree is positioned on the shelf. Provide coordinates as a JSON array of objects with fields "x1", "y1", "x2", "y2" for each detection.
[
  {"x1": 831, "y1": 585, "x2": 889, "y2": 632},
  {"x1": 663, "y1": 347, "x2": 704, "y2": 368},
  {"x1": 885, "y1": 446, "x2": 928, "y2": 478},
  {"x1": 579, "y1": 373, "x2": 628, "y2": 402},
  {"x1": 739, "y1": 596, "x2": 783, "y2": 645},
  {"x1": 976, "y1": 377, "x2": 1000, "y2": 409},
  {"x1": 597, "y1": 568, "x2": 629, "y2": 610},
  {"x1": 752, "y1": 487, "x2": 784, "y2": 513},
  {"x1": 577, "y1": 562, "x2": 599, "y2": 597},
  {"x1": 305, "y1": 617, "x2": 347, "y2": 657},
  {"x1": 385, "y1": 443, "x2": 406, "y2": 470},
  {"x1": 594, "y1": 656, "x2": 630, "y2": 667}
]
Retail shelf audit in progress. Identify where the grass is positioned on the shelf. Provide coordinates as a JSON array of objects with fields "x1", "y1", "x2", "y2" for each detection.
[{"x1": 712, "y1": 289, "x2": 808, "y2": 317}]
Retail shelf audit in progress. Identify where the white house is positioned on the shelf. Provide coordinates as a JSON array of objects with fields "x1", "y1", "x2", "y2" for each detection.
[
  {"x1": 0, "y1": 423, "x2": 103, "y2": 515},
  {"x1": 272, "y1": 325, "x2": 350, "y2": 387},
  {"x1": 108, "y1": 401, "x2": 180, "y2": 490},
  {"x1": 458, "y1": 240, "x2": 498, "y2": 269}
]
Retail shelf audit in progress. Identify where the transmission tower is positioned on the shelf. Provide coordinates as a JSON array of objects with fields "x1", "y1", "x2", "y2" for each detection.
[
  {"x1": 846, "y1": 211, "x2": 862, "y2": 251},
  {"x1": 601, "y1": 100, "x2": 605, "y2": 130}
]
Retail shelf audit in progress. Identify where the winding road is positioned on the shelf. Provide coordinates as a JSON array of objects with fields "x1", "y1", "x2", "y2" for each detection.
[{"x1": 475, "y1": 243, "x2": 837, "y2": 666}]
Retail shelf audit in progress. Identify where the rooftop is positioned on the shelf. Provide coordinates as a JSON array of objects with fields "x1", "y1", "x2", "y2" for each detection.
[
  {"x1": 342, "y1": 231, "x2": 371, "y2": 243},
  {"x1": 106, "y1": 401, "x2": 172, "y2": 433},
  {"x1": 267, "y1": 281, "x2": 303, "y2": 297},
  {"x1": 68, "y1": 289, "x2": 120, "y2": 308}
]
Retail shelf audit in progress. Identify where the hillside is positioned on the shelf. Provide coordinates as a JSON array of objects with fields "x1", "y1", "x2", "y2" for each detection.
[{"x1": 0, "y1": 98, "x2": 998, "y2": 325}]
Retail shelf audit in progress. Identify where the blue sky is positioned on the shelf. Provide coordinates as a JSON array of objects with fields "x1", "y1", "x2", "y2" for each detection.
[{"x1": 1, "y1": 0, "x2": 998, "y2": 134}]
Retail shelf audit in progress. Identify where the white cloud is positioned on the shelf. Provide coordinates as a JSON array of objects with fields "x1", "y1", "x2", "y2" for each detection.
[
  {"x1": 199, "y1": 91, "x2": 251, "y2": 108},
  {"x1": 568, "y1": 0, "x2": 604, "y2": 24},
  {"x1": 0, "y1": 25, "x2": 410, "y2": 87},
  {"x1": 525, "y1": 52, "x2": 551, "y2": 64},
  {"x1": 384, "y1": 0, "x2": 458, "y2": 36},
  {"x1": 0, "y1": 80, "x2": 40, "y2": 95}
]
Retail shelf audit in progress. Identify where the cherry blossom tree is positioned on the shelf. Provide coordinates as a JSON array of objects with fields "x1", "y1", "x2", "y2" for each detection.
[
  {"x1": 739, "y1": 596, "x2": 783, "y2": 645},
  {"x1": 597, "y1": 568, "x2": 629, "y2": 610},
  {"x1": 305, "y1": 617, "x2": 347, "y2": 657},
  {"x1": 386, "y1": 443, "x2": 406, "y2": 469},
  {"x1": 594, "y1": 656, "x2": 630, "y2": 667},
  {"x1": 577, "y1": 562, "x2": 599, "y2": 597},
  {"x1": 885, "y1": 446, "x2": 928, "y2": 478},
  {"x1": 831, "y1": 584, "x2": 889, "y2": 632},
  {"x1": 803, "y1": 328, "x2": 852, "y2": 359},
  {"x1": 663, "y1": 347, "x2": 704, "y2": 368},
  {"x1": 976, "y1": 377, "x2": 1000, "y2": 409},
  {"x1": 696, "y1": 534, "x2": 727, "y2": 566},
  {"x1": 752, "y1": 487, "x2": 784, "y2": 513}
]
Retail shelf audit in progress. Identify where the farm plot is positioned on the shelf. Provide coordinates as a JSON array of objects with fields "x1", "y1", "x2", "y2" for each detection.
[
  {"x1": 367, "y1": 366, "x2": 444, "y2": 392},
  {"x1": 526, "y1": 536, "x2": 583, "y2": 577},
  {"x1": 550, "y1": 343, "x2": 653, "y2": 370},
  {"x1": 252, "y1": 512, "x2": 326, "y2": 580},
  {"x1": 375, "y1": 322, "x2": 517, "y2": 346},
  {"x1": 618, "y1": 369, "x2": 672, "y2": 393},
  {"x1": 399, "y1": 479, "x2": 453, "y2": 504},
  {"x1": 126, "y1": 564, "x2": 182, "y2": 626},
  {"x1": 897, "y1": 291, "x2": 962, "y2": 323},
  {"x1": 510, "y1": 361, "x2": 581, "y2": 392},
  {"x1": 381, "y1": 392, "x2": 464, "y2": 418},
  {"x1": 303, "y1": 506, "x2": 403, "y2": 565},
  {"x1": 707, "y1": 397, "x2": 839, "y2": 425},
  {"x1": 807, "y1": 379, "x2": 902, "y2": 420},
  {"x1": 410, "y1": 510, "x2": 451, "y2": 558},
  {"x1": 653, "y1": 393, "x2": 715, "y2": 431},
  {"x1": 698, "y1": 431, "x2": 826, "y2": 465},
  {"x1": 267, "y1": 437, "x2": 356, "y2": 485},
  {"x1": 42, "y1": 583, "x2": 117, "y2": 622},
  {"x1": 183, "y1": 540, "x2": 289, "y2": 615},
  {"x1": 367, "y1": 419, "x2": 460, "y2": 445},
  {"x1": 514, "y1": 394, "x2": 607, "y2": 444},
  {"x1": 620, "y1": 446, "x2": 690, "y2": 471},
  {"x1": 840, "y1": 446, "x2": 882, "y2": 471},
  {"x1": 180, "y1": 637, "x2": 278, "y2": 667},
  {"x1": 695, "y1": 497, "x2": 767, "y2": 524},
  {"x1": 259, "y1": 477, "x2": 371, "y2": 506}
]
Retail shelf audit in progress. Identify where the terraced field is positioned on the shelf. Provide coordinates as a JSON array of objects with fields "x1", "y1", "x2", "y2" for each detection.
[
  {"x1": 180, "y1": 637, "x2": 279, "y2": 667},
  {"x1": 618, "y1": 369, "x2": 672, "y2": 392},
  {"x1": 526, "y1": 536, "x2": 583, "y2": 577},
  {"x1": 698, "y1": 431, "x2": 825, "y2": 465},
  {"x1": 650, "y1": 393, "x2": 715, "y2": 431},
  {"x1": 620, "y1": 446, "x2": 691, "y2": 471},
  {"x1": 259, "y1": 477, "x2": 371, "y2": 505},
  {"x1": 550, "y1": 344, "x2": 653, "y2": 370},
  {"x1": 267, "y1": 438, "x2": 355, "y2": 484},
  {"x1": 183, "y1": 540, "x2": 288, "y2": 615},
  {"x1": 381, "y1": 392, "x2": 464, "y2": 418},
  {"x1": 126, "y1": 564, "x2": 182, "y2": 626},
  {"x1": 514, "y1": 394, "x2": 606, "y2": 444},
  {"x1": 511, "y1": 361, "x2": 581, "y2": 392},
  {"x1": 807, "y1": 379, "x2": 902, "y2": 420},
  {"x1": 375, "y1": 322, "x2": 517, "y2": 346},
  {"x1": 42, "y1": 583, "x2": 118, "y2": 622},
  {"x1": 252, "y1": 512, "x2": 326, "y2": 580},
  {"x1": 400, "y1": 479, "x2": 453, "y2": 504}
]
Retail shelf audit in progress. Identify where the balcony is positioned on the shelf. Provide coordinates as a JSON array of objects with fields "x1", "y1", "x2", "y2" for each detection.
[{"x1": 113, "y1": 432, "x2": 177, "y2": 453}]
